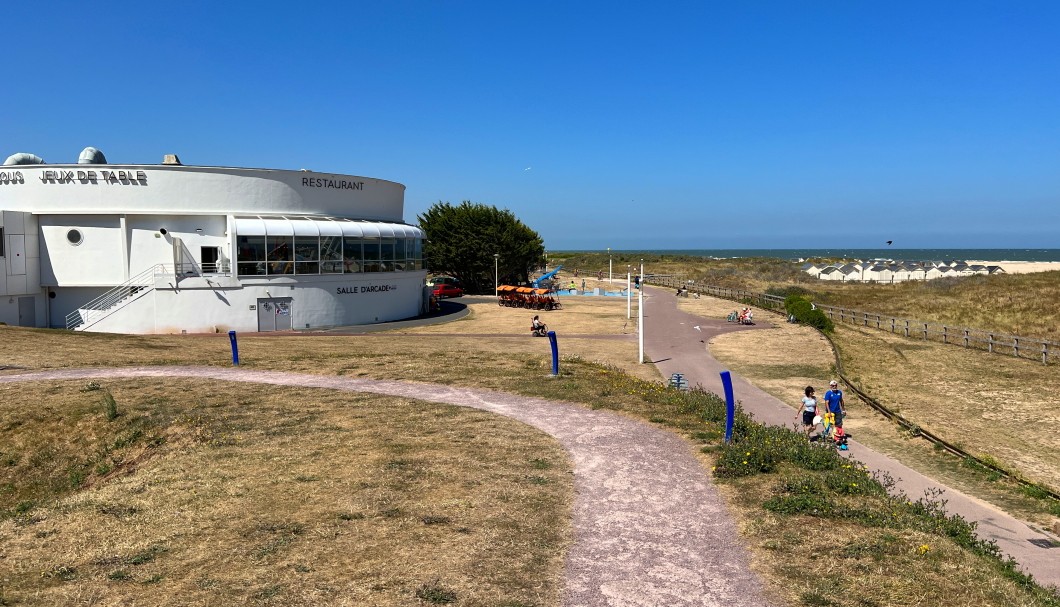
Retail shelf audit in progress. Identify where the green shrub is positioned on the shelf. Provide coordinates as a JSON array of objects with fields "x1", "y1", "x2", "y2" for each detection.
[
  {"x1": 101, "y1": 390, "x2": 120, "y2": 421},
  {"x1": 766, "y1": 285, "x2": 815, "y2": 298},
  {"x1": 785, "y1": 295, "x2": 834, "y2": 333}
]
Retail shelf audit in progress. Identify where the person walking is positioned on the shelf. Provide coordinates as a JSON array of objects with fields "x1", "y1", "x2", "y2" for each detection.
[
  {"x1": 823, "y1": 380, "x2": 846, "y2": 429},
  {"x1": 797, "y1": 386, "x2": 819, "y2": 440}
]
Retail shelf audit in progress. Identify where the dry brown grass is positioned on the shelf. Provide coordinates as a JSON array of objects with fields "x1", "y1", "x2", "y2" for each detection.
[
  {"x1": 687, "y1": 294, "x2": 1060, "y2": 527},
  {"x1": 809, "y1": 271, "x2": 1060, "y2": 339},
  {"x1": 716, "y1": 470, "x2": 1051, "y2": 607},
  {"x1": 0, "y1": 379, "x2": 570, "y2": 606}
]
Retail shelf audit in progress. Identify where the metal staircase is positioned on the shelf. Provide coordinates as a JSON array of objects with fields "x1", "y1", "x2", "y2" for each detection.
[{"x1": 65, "y1": 264, "x2": 167, "y2": 331}]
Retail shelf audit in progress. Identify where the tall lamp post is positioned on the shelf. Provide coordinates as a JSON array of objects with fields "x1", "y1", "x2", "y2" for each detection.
[
  {"x1": 494, "y1": 253, "x2": 499, "y2": 296},
  {"x1": 638, "y1": 259, "x2": 644, "y2": 364},
  {"x1": 619, "y1": 264, "x2": 627, "y2": 322},
  {"x1": 608, "y1": 247, "x2": 612, "y2": 284}
]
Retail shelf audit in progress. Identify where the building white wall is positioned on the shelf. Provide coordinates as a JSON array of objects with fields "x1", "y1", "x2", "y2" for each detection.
[
  {"x1": 79, "y1": 273, "x2": 426, "y2": 334},
  {"x1": 40, "y1": 215, "x2": 124, "y2": 285},
  {"x1": 0, "y1": 165, "x2": 405, "y2": 221}
]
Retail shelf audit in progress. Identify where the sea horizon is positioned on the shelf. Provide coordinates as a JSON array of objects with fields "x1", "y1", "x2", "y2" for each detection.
[{"x1": 556, "y1": 248, "x2": 1060, "y2": 262}]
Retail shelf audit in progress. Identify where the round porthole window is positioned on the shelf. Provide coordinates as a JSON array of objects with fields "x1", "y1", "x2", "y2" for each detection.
[{"x1": 67, "y1": 229, "x2": 83, "y2": 246}]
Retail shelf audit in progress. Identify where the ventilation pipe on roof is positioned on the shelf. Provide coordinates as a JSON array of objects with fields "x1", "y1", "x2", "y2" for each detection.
[
  {"x1": 3, "y1": 153, "x2": 45, "y2": 166},
  {"x1": 78, "y1": 147, "x2": 107, "y2": 164}
]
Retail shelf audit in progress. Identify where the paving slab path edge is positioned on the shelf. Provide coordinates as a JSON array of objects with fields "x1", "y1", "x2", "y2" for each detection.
[{"x1": 0, "y1": 366, "x2": 776, "y2": 607}]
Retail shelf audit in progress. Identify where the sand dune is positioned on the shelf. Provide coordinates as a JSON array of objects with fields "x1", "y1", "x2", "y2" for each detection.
[{"x1": 967, "y1": 260, "x2": 1060, "y2": 274}]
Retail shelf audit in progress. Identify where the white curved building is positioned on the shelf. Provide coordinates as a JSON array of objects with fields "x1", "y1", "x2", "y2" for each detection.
[{"x1": 0, "y1": 151, "x2": 426, "y2": 333}]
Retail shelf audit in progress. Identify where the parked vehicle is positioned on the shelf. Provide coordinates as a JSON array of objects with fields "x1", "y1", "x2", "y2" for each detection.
[
  {"x1": 427, "y1": 276, "x2": 461, "y2": 288},
  {"x1": 432, "y1": 283, "x2": 463, "y2": 298}
]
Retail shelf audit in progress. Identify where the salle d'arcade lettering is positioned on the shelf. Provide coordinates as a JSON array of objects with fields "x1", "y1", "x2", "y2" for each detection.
[{"x1": 336, "y1": 285, "x2": 398, "y2": 295}]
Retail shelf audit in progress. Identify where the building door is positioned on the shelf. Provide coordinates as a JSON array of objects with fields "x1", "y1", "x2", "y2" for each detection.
[
  {"x1": 17, "y1": 297, "x2": 35, "y2": 327},
  {"x1": 201, "y1": 246, "x2": 220, "y2": 273},
  {"x1": 256, "y1": 298, "x2": 293, "y2": 332}
]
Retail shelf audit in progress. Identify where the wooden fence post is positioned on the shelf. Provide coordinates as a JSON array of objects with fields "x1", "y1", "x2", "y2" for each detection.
[
  {"x1": 905, "y1": 320, "x2": 910, "y2": 337},
  {"x1": 988, "y1": 333, "x2": 994, "y2": 353},
  {"x1": 923, "y1": 323, "x2": 928, "y2": 340},
  {"x1": 943, "y1": 326, "x2": 948, "y2": 344},
  {"x1": 876, "y1": 315, "x2": 881, "y2": 329},
  {"x1": 863, "y1": 312, "x2": 869, "y2": 327},
  {"x1": 963, "y1": 329, "x2": 969, "y2": 347},
  {"x1": 1043, "y1": 342, "x2": 1049, "y2": 365},
  {"x1": 891, "y1": 318, "x2": 895, "y2": 333},
  {"x1": 1014, "y1": 337, "x2": 1020, "y2": 358}
]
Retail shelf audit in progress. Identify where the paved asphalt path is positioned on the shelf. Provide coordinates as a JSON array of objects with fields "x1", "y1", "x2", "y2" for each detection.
[
  {"x1": 642, "y1": 287, "x2": 1060, "y2": 590},
  {"x1": 0, "y1": 366, "x2": 775, "y2": 607}
]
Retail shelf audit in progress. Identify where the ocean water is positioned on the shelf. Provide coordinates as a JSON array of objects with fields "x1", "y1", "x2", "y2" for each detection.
[{"x1": 614, "y1": 249, "x2": 1060, "y2": 262}]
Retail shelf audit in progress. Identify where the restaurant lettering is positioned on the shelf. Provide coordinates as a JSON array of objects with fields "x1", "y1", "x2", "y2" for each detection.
[
  {"x1": 336, "y1": 284, "x2": 398, "y2": 295},
  {"x1": 302, "y1": 177, "x2": 364, "y2": 190}
]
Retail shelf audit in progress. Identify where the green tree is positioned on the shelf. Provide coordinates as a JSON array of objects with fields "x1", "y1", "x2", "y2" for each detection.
[{"x1": 418, "y1": 201, "x2": 544, "y2": 294}]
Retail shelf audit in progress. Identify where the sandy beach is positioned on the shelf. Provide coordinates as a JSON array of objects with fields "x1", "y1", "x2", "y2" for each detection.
[{"x1": 967, "y1": 260, "x2": 1060, "y2": 274}]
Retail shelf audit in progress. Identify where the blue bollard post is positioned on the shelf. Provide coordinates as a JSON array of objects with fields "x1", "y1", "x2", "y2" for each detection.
[
  {"x1": 228, "y1": 330, "x2": 239, "y2": 366},
  {"x1": 547, "y1": 330, "x2": 559, "y2": 376},
  {"x1": 720, "y1": 371, "x2": 735, "y2": 442}
]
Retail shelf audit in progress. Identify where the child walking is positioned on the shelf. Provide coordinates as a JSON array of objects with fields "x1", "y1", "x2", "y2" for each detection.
[{"x1": 797, "y1": 386, "x2": 819, "y2": 440}]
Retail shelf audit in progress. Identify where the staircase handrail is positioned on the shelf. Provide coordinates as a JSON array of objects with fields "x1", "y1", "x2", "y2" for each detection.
[{"x1": 65, "y1": 264, "x2": 169, "y2": 330}]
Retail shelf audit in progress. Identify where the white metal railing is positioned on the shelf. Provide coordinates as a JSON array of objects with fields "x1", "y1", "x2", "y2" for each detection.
[{"x1": 65, "y1": 264, "x2": 168, "y2": 330}]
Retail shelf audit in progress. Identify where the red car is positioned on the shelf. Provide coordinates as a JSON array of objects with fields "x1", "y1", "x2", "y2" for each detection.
[{"x1": 433, "y1": 283, "x2": 463, "y2": 298}]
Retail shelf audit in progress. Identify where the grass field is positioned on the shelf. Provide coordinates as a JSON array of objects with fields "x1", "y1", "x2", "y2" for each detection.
[{"x1": 1, "y1": 291, "x2": 1059, "y2": 606}]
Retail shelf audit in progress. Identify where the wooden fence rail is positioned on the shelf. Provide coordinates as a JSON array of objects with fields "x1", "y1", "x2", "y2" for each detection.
[{"x1": 645, "y1": 275, "x2": 1056, "y2": 365}]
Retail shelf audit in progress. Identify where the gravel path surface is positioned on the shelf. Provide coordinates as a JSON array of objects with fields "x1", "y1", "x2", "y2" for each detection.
[{"x1": 0, "y1": 366, "x2": 775, "y2": 607}]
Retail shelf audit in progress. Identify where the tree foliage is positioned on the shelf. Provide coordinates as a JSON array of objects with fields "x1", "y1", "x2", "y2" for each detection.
[{"x1": 418, "y1": 201, "x2": 545, "y2": 294}]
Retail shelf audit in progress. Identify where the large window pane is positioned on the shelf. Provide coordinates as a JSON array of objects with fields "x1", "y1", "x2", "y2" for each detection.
[
  {"x1": 379, "y1": 238, "x2": 395, "y2": 272},
  {"x1": 342, "y1": 237, "x2": 362, "y2": 273},
  {"x1": 393, "y1": 238, "x2": 406, "y2": 271},
  {"x1": 294, "y1": 236, "x2": 320, "y2": 275},
  {"x1": 237, "y1": 235, "x2": 267, "y2": 276},
  {"x1": 321, "y1": 236, "x2": 342, "y2": 274},
  {"x1": 267, "y1": 235, "x2": 293, "y2": 275},
  {"x1": 363, "y1": 238, "x2": 381, "y2": 272}
]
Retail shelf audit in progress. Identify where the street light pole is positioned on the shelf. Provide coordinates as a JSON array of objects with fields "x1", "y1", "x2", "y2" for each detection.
[
  {"x1": 627, "y1": 265, "x2": 631, "y2": 319},
  {"x1": 608, "y1": 247, "x2": 612, "y2": 284},
  {"x1": 638, "y1": 259, "x2": 644, "y2": 364},
  {"x1": 494, "y1": 253, "x2": 499, "y2": 296}
]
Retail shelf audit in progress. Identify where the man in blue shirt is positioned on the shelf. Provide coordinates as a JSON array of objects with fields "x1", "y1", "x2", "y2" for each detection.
[{"x1": 823, "y1": 380, "x2": 846, "y2": 429}]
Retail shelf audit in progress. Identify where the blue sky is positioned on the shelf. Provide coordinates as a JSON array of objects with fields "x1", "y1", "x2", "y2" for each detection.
[{"x1": 4, "y1": 1, "x2": 1059, "y2": 249}]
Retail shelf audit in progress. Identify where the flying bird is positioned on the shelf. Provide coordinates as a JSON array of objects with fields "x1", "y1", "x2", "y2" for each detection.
[{"x1": 886, "y1": 240, "x2": 893, "y2": 245}]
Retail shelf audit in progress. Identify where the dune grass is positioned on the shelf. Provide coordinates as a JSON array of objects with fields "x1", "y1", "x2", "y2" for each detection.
[{"x1": 0, "y1": 379, "x2": 571, "y2": 606}]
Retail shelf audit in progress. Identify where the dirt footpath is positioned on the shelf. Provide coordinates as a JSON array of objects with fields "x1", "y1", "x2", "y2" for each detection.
[{"x1": 0, "y1": 366, "x2": 776, "y2": 607}]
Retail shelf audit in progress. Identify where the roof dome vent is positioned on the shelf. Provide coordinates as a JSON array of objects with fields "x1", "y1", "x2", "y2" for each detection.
[
  {"x1": 78, "y1": 147, "x2": 108, "y2": 164},
  {"x1": 3, "y1": 153, "x2": 45, "y2": 166}
]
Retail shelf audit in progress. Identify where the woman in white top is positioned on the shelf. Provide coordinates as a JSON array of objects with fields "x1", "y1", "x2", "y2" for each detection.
[{"x1": 797, "y1": 386, "x2": 818, "y2": 440}]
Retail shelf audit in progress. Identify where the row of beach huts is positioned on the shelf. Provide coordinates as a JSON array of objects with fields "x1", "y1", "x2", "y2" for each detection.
[{"x1": 802, "y1": 260, "x2": 1006, "y2": 283}]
